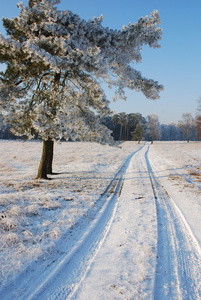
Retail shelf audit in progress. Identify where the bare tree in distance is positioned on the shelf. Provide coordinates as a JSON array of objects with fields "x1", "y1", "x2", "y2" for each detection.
[
  {"x1": 195, "y1": 96, "x2": 201, "y2": 140},
  {"x1": 195, "y1": 116, "x2": 201, "y2": 140},
  {"x1": 177, "y1": 113, "x2": 195, "y2": 143},
  {"x1": 146, "y1": 114, "x2": 161, "y2": 144},
  {"x1": 196, "y1": 96, "x2": 201, "y2": 114}
]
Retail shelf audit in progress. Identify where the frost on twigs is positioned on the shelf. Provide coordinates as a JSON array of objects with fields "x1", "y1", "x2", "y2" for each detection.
[{"x1": 0, "y1": 0, "x2": 163, "y2": 144}]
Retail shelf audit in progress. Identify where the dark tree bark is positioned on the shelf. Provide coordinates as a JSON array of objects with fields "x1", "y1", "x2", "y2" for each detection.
[
  {"x1": 119, "y1": 124, "x2": 122, "y2": 141},
  {"x1": 36, "y1": 72, "x2": 60, "y2": 179},
  {"x1": 46, "y1": 140, "x2": 54, "y2": 174},
  {"x1": 36, "y1": 139, "x2": 54, "y2": 179}
]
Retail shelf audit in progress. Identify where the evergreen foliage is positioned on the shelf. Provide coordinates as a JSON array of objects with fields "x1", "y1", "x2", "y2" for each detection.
[
  {"x1": 0, "y1": 0, "x2": 163, "y2": 143},
  {"x1": 131, "y1": 123, "x2": 144, "y2": 143},
  {"x1": 0, "y1": 0, "x2": 163, "y2": 178}
]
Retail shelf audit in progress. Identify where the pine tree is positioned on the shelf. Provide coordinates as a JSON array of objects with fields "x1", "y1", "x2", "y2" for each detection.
[
  {"x1": 0, "y1": 0, "x2": 163, "y2": 179},
  {"x1": 131, "y1": 123, "x2": 144, "y2": 143}
]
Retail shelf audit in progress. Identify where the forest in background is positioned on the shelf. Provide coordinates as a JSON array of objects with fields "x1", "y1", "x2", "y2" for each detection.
[{"x1": 1, "y1": 111, "x2": 200, "y2": 142}]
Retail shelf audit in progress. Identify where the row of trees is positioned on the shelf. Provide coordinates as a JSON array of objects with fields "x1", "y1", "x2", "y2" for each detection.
[
  {"x1": 1, "y1": 1, "x2": 200, "y2": 181},
  {"x1": 102, "y1": 112, "x2": 200, "y2": 142},
  {"x1": 196, "y1": 97, "x2": 201, "y2": 140},
  {"x1": 102, "y1": 112, "x2": 146, "y2": 141},
  {"x1": 1, "y1": 111, "x2": 200, "y2": 142}
]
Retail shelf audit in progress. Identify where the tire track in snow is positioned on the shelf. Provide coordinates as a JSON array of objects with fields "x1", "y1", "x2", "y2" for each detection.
[
  {"x1": 145, "y1": 145, "x2": 201, "y2": 299},
  {"x1": 0, "y1": 145, "x2": 145, "y2": 300},
  {"x1": 29, "y1": 145, "x2": 144, "y2": 300}
]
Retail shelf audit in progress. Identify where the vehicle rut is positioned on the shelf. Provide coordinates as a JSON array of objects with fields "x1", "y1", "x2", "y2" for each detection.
[
  {"x1": 29, "y1": 146, "x2": 144, "y2": 300},
  {"x1": 0, "y1": 145, "x2": 145, "y2": 300},
  {"x1": 145, "y1": 145, "x2": 201, "y2": 299}
]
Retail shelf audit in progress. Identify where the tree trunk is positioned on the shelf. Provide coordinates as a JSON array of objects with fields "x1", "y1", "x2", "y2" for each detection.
[
  {"x1": 36, "y1": 72, "x2": 60, "y2": 179},
  {"x1": 119, "y1": 125, "x2": 122, "y2": 141},
  {"x1": 36, "y1": 139, "x2": 54, "y2": 179},
  {"x1": 46, "y1": 140, "x2": 54, "y2": 174},
  {"x1": 127, "y1": 124, "x2": 130, "y2": 141}
]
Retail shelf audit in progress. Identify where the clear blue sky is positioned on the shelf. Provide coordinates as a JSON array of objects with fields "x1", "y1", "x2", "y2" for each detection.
[{"x1": 0, "y1": 0, "x2": 201, "y2": 124}]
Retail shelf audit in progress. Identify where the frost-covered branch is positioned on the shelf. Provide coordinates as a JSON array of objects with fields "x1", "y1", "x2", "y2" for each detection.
[{"x1": 0, "y1": 0, "x2": 163, "y2": 143}]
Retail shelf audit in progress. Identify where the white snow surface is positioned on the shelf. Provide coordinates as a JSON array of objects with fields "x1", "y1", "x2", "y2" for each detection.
[{"x1": 0, "y1": 140, "x2": 201, "y2": 299}]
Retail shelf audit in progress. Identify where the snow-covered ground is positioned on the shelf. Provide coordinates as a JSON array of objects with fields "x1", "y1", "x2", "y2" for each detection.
[
  {"x1": 0, "y1": 141, "x2": 137, "y2": 283},
  {"x1": 0, "y1": 140, "x2": 201, "y2": 299}
]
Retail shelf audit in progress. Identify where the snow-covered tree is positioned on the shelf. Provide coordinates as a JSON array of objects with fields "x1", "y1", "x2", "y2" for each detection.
[
  {"x1": 195, "y1": 116, "x2": 201, "y2": 140},
  {"x1": 196, "y1": 96, "x2": 201, "y2": 140},
  {"x1": 0, "y1": 0, "x2": 163, "y2": 179},
  {"x1": 131, "y1": 123, "x2": 144, "y2": 143},
  {"x1": 177, "y1": 113, "x2": 195, "y2": 143},
  {"x1": 160, "y1": 122, "x2": 180, "y2": 141},
  {"x1": 146, "y1": 114, "x2": 161, "y2": 143},
  {"x1": 196, "y1": 96, "x2": 201, "y2": 114}
]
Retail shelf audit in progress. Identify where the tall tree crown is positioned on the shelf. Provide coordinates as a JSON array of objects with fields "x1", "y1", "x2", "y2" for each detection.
[{"x1": 0, "y1": 0, "x2": 163, "y2": 143}]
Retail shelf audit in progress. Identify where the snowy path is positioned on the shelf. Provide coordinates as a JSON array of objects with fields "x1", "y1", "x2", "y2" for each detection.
[
  {"x1": 71, "y1": 143, "x2": 158, "y2": 299},
  {"x1": 1, "y1": 142, "x2": 201, "y2": 299},
  {"x1": 146, "y1": 146, "x2": 201, "y2": 299},
  {"x1": 72, "y1": 144, "x2": 201, "y2": 299}
]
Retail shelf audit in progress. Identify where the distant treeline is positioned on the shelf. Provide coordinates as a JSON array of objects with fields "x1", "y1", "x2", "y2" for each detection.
[
  {"x1": 0, "y1": 112, "x2": 199, "y2": 142},
  {"x1": 102, "y1": 113, "x2": 198, "y2": 142}
]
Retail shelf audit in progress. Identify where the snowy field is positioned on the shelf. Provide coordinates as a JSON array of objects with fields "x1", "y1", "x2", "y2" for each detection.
[
  {"x1": 0, "y1": 141, "x2": 137, "y2": 282},
  {"x1": 0, "y1": 140, "x2": 201, "y2": 299}
]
